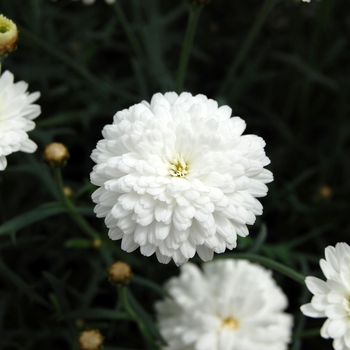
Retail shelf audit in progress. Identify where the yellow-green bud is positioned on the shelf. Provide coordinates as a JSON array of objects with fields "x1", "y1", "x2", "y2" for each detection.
[
  {"x1": 43, "y1": 142, "x2": 69, "y2": 168},
  {"x1": 0, "y1": 14, "x2": 18, "y2": 57},
  {"x1": 108, "y1": 261, "x2": 132, "y2": 285},
  {"x1": 92, "y1": 238, "x2": 102, "y2": 249},
  {"x1": 79, "y1": 329, "x2": 104, "y2": 350}
]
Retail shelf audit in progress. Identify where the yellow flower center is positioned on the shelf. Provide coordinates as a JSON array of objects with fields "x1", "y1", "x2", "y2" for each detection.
[
  {"x1": 169, "y1": 154, "x2": 188, "y2": 178},
  {"x1": 221, "y1": 317, "x2": 239, "y2": 331}
]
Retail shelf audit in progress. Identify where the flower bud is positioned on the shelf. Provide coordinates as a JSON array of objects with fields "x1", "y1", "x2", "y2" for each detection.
[
  {"x1": 313, "y1": 185, "x2": 332, "y2": 202},
  {"x1": 78, "y1": 329, "x2": 103, "y2": 350},
  {"x1": 108, "y1": 261, "x2": 132, "y2": 285},
  {"x1": 0, "y1": 15, "x2": 18, "y2": 57},
  {"x1": 63, "y1": 186, "x2": 73, "y2": 197},
  {"x1": 43, "y1": 142, "x2": 69, "y2": 168},
  {"x1": 92, "y1": 238, "x2": 102, "y2": 249}
]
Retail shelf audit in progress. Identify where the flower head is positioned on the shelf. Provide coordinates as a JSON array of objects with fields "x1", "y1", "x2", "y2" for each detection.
[
  {"x1": 155, "y1": 259, "x2": 293, "y2": 350},
  {"x1": 79, "y1": 329, "x2": 104, "y2": 350},
  {"x1": 108, "y1": 261, "x2": 132, "y2": 285},
  {"x1": 0, "y1": 15, "x2": 18, "y2": 57},
  {"x1": 43, "y1": 142, "x2": 69, "y2": 168},
  {"x1": 301, "y1": 242, "x2": 350, "y2": 350},
  {"x1": 90, "y1": 92, "x2": 273, "y2": 265},
  {"x1": 0, "y1": 70, "x2": 41, "y2": 170}
]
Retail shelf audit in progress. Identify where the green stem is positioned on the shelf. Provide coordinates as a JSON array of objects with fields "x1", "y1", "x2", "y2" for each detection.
[
  {"x1": 19, "y1": 26, "x2": 136, "y2": 101},
  {"x1": 117, "y1": 285, "x2": 154, "y2": 349},
  {"x1": 218, "y1": 0, "x2": 276, "y2": 96},
  {"x1": 53, "y1": 168, "x2": 99, "y2": 240},
  {"x1": 218, "y1": 253, "x2": 306, "y2": 285},
  {"x1": 294, "y1": 328, "x2": 321, "y2": 339},
  {"x1": 113, "y1": 1, "x2": 143, "y2": 57},
  {"x1": 175, "y1": 4, "x2": 203, "y2": 93}
]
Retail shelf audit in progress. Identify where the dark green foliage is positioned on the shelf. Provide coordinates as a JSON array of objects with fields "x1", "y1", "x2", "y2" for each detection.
[{"x1": 0, "y1": 0, "x2": 348, "y2": 349}]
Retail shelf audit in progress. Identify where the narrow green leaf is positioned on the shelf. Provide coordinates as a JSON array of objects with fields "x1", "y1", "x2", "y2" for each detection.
[
  {"x1": 62, "y1": 308, "x2": 130, "y2": 321},
  {"x1": 126, "y1": 288, "x2": 167, "y2": 345},
  {"x1": 0, "y1": 203, "x2": 66, "y2": 236},
  {"x1": 0, "y1": 260, "x2": 49, "y2": 307},
  {"x1": 64, "y1": 238, "x2": 92, "y2": 249},
  {"x1": 132, "y1": 275, "x2": 171, "y2": 298}
]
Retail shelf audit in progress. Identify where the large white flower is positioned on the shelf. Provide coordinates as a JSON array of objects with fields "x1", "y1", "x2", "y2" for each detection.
[
  {"x1": 155, "y1": 259, "x2": 293, "y2": 350},
  {"x1": 0, "y1": 70, "x2": 41, "y2": 170},
  {"x1": 90, "y1": 92, "x2": 273, "y2": 265},
  {"x1": 301, "y1": 242, "x2": 350, "y2": 350}
]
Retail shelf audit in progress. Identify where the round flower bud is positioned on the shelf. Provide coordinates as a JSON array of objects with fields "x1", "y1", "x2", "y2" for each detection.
[
  {"x1": 43, "y1": 142, "x2": 69, "y2": 168},
  {"x1": 63, "y1": 186, "x2": 73, "y2": 197},
  {"x1": 108, "y1": 261, "x2": 132, "y2": 285},
  {"x1": 0, "y1": 14, "x2": 18, "y2": 57},
  {"x1": 92, "y1": 238, "x2": 102, "y2": 249},
  {"x1": 78, "y1": 329, "x2": 103, "y2": 350}
]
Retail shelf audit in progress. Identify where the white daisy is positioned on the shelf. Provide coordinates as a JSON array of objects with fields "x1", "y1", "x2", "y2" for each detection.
[
  {"x1": 0, "y1": 70, "x2": 41, "y2": 170},
  {"x1": 301, "y1": 242, "x2": 350, "y2": 350},
  {"x1": 155, "y1": 259, "x2": 293, "y2": 350},
  {"x1": 90, "y1": 92, "x2": 273, "y2": 265}
]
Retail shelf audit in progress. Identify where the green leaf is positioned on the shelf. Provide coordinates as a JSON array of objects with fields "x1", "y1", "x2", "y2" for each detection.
[
  {"x1": 126, "y1": 288, "x2": 167, "y2": 345},
  {"x1": 132, "y1": 275, "x2": 171, "y2": 298},
  {"x1": 0, "y1": 203, "x2": 66, "y2": 236},
  {"x1": 64, "y1": 238, "x2": 92, "y2": 249},
  {"x1": 0, "y1": 260, "x2": 49, "y2": 307},
  {"x1": 62, "y1": 308, "x2": 129, "y2": 321}
]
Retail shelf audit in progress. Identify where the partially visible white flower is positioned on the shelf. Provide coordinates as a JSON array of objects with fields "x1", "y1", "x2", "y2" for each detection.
[
  {"x1": 90, "y1": 92, "x2": 273, "y2": 266},
  {"x1": 155, "y1": 259, "x2": 293, "y2": 350},
  {"x1": 301, "y1": 242, "x2": 350, "y2": 350},
  {"x1": 0, "y1": 71, "x2": 41, "y2": 170}
]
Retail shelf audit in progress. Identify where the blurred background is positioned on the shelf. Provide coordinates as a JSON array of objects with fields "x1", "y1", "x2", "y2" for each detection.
[{"x1": 0, "y1": 0, "x2": 348, "y2": 348}]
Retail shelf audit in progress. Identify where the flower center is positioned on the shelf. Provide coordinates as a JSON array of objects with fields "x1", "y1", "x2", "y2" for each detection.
[
  {"x1": 0, "y1": 16, "x2": 14, "y2": 34},
  {"x1": 168, "y1": 154, "x2": 188, "y2": 178},
  {"x1": 221, "y1": 317, "x2": 239, "y2": 331}
]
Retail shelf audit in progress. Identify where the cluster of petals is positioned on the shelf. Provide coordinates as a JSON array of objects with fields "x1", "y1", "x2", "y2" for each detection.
[
  {"x1": 155, "y1": 259, "x2": 293, "y2": 350},
  {"x1": 301, "y1": 242, "x2": 350, "y2": 350},
  {"x1": 90, "y1": 92, "x2": 273, "y2": 265},
  {"x1": 0, "y1": 70, "x2": 41, "y2": 170}
]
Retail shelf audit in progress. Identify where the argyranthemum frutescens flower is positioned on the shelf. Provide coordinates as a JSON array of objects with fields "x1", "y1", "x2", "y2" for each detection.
[
  {"x1": 90, "y1": 92, "x2": 273, "y2": 265},
  {"x1": 155, "y1": 259, "x2": 293, "y2": 350},
  {"x1": 301, "y1": 242, "x2": 350, "y2": 350},
  {"x1": 0, "y1": 70, "x2": 41, "y2": 170}
]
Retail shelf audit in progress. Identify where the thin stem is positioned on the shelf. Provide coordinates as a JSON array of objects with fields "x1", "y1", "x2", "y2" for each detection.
[
  {"x1": 113, "y1": 1, "x2": 143, "y2": 57},
  {"x1": 53, "y1": 168, "x2": 99, "y2": 240},
  {"x1": 218, "y1": 253, "x2": 306, "y2": 285},
  {"x1": 175, "y1": 4, "x2": 203, "y2": 93},
  {"x1": 19, "y1": 26, "x2": 136, "y2": 101},
  {"x1": 117, "y1": 285, "x2": 155, "y2": 349},
  {"x1": 218, "y1": 0, "x2": 276, "y2": 96}
]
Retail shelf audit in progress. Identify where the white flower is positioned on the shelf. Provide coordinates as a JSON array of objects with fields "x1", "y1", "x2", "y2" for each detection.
[
  {"x1": 90, "y1": 92, "x2": 273, "y2": 265},
  {"x1": 155, "y1": 259, "x2": 293, "y2": 350},
  {"x1": 301, "y1": 242, "x2": 350, "y2": 350},
  {"x1": 0, "y1": 70, "x2": 41, "y2": 170}
]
